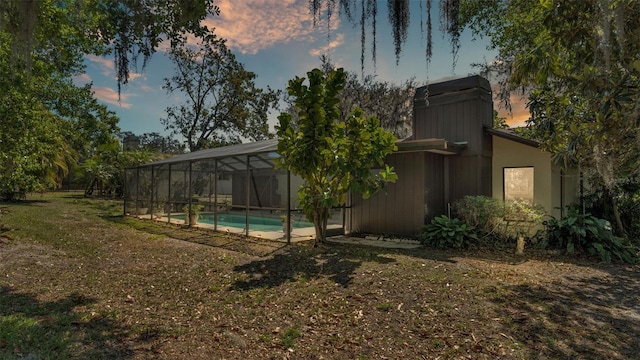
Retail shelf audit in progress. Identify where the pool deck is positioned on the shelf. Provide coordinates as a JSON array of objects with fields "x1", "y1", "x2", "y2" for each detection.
[
  {"x1": 134, "y1": 214, "x2": 422, "y2": 249},
  {"x1": 137, "y1": 213, "x2": 325, "y2": 243}
]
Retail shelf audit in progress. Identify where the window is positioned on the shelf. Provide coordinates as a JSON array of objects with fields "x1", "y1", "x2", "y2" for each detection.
[{"x1": 504, "y1": 167, "x2": 534, "y2": 203}]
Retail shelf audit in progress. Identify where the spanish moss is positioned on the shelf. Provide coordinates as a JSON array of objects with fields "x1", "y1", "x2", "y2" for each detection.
[
  {"x1": 387, "y1": 0, "x2": 409, "y2": 65},
  {"x1": 440, "y1": 0, "x2": 461, "y2": 69},
  {"x1": 339, "y1": 0, "x2": 357, "y2": 23},
  {"x1": 309, "y1": 0, "x2": 322, "y2": 26},
  {"x1": 426, "y1": 0, "x2": 433, "y2": 64},
  {"x1": 307, "y1": 1, "x2": 465, "y2": 71},
  {"x1": 367, "y1": 0, "x2": 378, "y2": 71},
  {"x1": 326, "y1": 0, "x2": 336, "y2": 41},
  {"x1": 360, "y1": 1, "x2": 366, "y2": 77}
]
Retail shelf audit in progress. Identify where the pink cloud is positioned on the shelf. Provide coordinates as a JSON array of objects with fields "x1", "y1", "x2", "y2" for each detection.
[
  {"x1": 93, "y1": 86, "x2": 133, "y2": 109},
  {"x1": 309, "y1": 33, "x2": 345, "y2": 57},
  {"x1": 139, "y1": 84, "x2": 154, "y2": 92},
  {"x1": 86, "y1": 54, "x2": 114, "y2": 75},
  {"x1": 128, "y1": 72, "x2": 144, "y2": 81},
  {"x1": 206, "y1": 0, "x2": 340, "y2": 54}
]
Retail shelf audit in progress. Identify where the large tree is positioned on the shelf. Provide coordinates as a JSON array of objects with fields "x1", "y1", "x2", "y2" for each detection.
[
  {"x1": 162, "y1": 35, "x2": 280, "y2": 152},
  {"x1": 0, "y1": 26, "x2": 119, "y2": 200},
  {"x1": 0, "y1": 72, "x2": 75, "y2": 199},
  {"x1": 276, "y1": 68, "x2": 398, "y2": 244},
  {"x1": 0, "y1": 0, "x2": 219, "y2": 199},
  {"x1": 337, "y1": 70, "x2": 416, "y2": 139},
  {"x1": 459, "y1": 0, "x2": 640, "y2": 236}
]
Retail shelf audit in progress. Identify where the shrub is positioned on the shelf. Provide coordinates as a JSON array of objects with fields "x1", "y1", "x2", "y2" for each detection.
[
  {"x1": 452, "y1": 196, "x2": 503, "y2": 236},
  {"x1": 419, "y1": 215, "x2": 478, "y2": 249},
  {"x1": 502, "y1": 199, "x2": 546, "y2": 238},
  {"x1": 544, "y1": 209, "x2": 638, "y2": 263},
  {"x1": 453, "y1": 196, "x2": 546, "y2": 241}
]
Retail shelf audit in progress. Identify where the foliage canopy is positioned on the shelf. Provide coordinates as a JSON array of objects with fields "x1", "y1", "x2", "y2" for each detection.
[
  {"x1": 0, "y1": 0, "x2": 219, "y2": 91},
  {"x1": 0, "y1": 24, "x2": 119, "y2": 199},
  {"x1": 0, "y1": 0, "x2": 218, "y2": 199}
]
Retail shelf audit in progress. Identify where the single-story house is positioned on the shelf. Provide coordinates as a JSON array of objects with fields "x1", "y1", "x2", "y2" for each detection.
[
  {"x1": 350, "y1": 76, "x2": 580, "y2": 235},
  {"x1": 124, "y1": 75, "x2": 579, "y2": 240}
]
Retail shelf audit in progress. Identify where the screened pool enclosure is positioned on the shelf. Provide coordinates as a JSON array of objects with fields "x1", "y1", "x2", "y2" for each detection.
[{"x1": 123, "y1": 139, "x2": 345, "y2": 242}]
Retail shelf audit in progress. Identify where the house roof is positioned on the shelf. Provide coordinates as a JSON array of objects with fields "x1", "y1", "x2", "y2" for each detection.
[
  {"x1": 414, "y1": 75, "x2": 491, "y2": 100},
  {"x1": 132, "y1": 138, "x2": 279, "y2": 169},
  {"x1": 130, "y1": 133, "x2": 470, "y2": 170},
  {"x1": 130, "y1": 128, "x2": 539, "y2": 170},
  {"x1": 485, "y1": 127, "x2": 540, "y2": 148}
]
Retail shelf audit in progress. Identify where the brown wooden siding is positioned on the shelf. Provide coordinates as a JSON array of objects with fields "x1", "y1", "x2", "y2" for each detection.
[
  {"x1": 447, "y1": 155, "x2": 492, "y2": 202},
  {"x1": 413, "y1": 76, "x2": 494, "y2": 204},
  {"x1": 350, "y1": 152, "x2": 425, "y2": 236},
  {"x1": 414, "y1": 88, "x2": 493, "y2": 149},
  {"x1": 424, "y1": 153, "x2": 445, "y2": 222}
]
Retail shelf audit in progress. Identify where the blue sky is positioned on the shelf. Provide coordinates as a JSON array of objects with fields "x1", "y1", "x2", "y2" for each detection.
[{"x1": 78, "y1": 0, "x2": 528, "y2": 138}]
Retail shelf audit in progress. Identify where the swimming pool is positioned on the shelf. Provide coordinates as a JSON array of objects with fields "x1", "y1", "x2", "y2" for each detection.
[{"x1": 195, "y1": 213, "x2": 314, "y2": 232}]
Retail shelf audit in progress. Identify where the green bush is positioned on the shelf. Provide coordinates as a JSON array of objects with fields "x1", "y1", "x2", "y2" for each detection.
[
  {"x1": 419, "y1": 215, "x2": 478, "y2": 249},
  {"x1": 544, "y1": 209, "x2": 638, "y2": 263},
  {"x1": 452, "y1": 196, "x2": 503, "y2": 235},
  {"x1": 453, "y1": 196, "x2": 546, "y2": 241},
  {"x1": 502, "y1": 199, "x2": 546, "y2": 238}
]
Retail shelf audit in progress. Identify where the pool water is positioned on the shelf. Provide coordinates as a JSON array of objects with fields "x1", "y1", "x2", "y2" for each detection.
[{"x1": 196, "y1": 213, "x2": 314, "y2": 232}]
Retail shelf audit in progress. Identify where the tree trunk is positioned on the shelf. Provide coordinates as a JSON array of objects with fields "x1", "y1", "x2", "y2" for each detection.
[
  {"x1": 312, "y1": 207, "x2": 329, "y2": 246},
  {"x1": 313, "y1": 210, "x2": 324, "y2": 246},
  {"x1": 321, "y1": 208, "x2": 329, "y2": 243},
  {"x1": 610, "y1": 195, "x2": 626, "y2": 238}
]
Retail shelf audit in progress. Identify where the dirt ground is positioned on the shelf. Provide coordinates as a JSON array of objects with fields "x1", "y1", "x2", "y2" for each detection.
[{"x1": 1, "y1": 195, "x2": 639, "y2": 359}]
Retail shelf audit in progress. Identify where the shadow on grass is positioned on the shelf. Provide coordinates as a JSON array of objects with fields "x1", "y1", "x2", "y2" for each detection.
[
  {"x1": 0, "y1": 199, "x2": 51, "y2": 206},
  {"x1": 0, "y1": 286, "x2": 136, "y2": 359},
  {"x1": 231, "y1": 244, "x2": 396, "y2": 290},
  {"x1": 402, "y1": 239, "x2": 617, "y2": 267},
  {"x1": 486, "y1": 265, "x2": 640, "y2": 359}
]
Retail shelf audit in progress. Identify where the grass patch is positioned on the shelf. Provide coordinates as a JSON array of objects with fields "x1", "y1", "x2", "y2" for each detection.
[{"x1": 280, "y1": 327, "x2": 301, "y2": 349}]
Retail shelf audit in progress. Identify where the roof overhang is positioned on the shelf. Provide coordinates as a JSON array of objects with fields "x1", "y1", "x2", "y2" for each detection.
[
  {"x1": 395, "y1": 138, "x2": 467, "y2": 155},
  {"x1": 128, "y1": 135, "x2": 469, "y2": 172},
  {"x1": 485, "y1": 127, "x2": 540, "y2": 148}
]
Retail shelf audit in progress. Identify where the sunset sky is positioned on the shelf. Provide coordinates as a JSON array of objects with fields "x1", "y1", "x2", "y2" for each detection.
[{"x1": 79, "y1": 0, "x2": 529, "y2": 138}]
